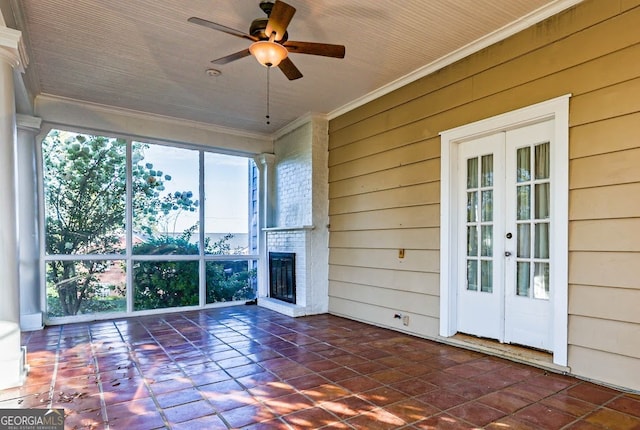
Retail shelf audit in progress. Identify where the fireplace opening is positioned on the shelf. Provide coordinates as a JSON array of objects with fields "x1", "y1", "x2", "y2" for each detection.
[{"x1": 269, "y1": 252, "x2": 296, "y2": 304}]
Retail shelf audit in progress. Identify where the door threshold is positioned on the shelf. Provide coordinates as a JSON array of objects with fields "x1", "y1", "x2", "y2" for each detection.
[{"x1": 444, "y1": 333, "x2": 570, "y2": 375}]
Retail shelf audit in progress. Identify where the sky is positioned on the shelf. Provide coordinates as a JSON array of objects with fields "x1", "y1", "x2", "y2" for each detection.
[{"x1": 140, "y1": 143, "x2": 250, "y2": 234}]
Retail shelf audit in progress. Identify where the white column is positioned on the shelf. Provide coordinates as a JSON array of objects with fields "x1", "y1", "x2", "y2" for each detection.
[
  {"x1": 0, "y1": 25, "x2": 28, "y2": 389},
  {"x1": 253, "y1": 153, "x2": 275, "y2": 300},
  {"x1": 17, "y1": 114, "x2": 42, "y2": 331}
]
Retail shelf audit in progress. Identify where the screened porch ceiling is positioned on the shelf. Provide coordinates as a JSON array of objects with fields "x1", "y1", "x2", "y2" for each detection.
[{"x1": 6, "y1": 0, "x2": 579, "y2": 136}]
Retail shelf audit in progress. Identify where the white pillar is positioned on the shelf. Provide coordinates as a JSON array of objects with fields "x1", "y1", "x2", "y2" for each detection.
[
  {"x1": 0, "y1": 25, "x2": 28, "y2": 389},
  {"x1": 17, "y1": 114, "x2": 42, "y2": 331},
  {"x1": 253, "y1": 153, "x2": 275, "y2": 300}
]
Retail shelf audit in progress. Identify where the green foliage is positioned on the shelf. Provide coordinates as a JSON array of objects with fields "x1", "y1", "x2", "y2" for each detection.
[{"x1": 132, "y1": 229, "x2": 256, "y2": 310}]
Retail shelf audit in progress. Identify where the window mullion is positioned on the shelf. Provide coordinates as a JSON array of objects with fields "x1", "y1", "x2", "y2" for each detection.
[
  {"x1": 126, "y1": 139, "x2": 134, "y2": 313},
  {"x1": 199, "y1": 150, "x2": 206, "y2": 307}
]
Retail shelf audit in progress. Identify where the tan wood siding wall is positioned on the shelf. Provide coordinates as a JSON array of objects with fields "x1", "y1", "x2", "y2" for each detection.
[{"x1": 328, "y1": 0, "x2": 640, "y2": 391}]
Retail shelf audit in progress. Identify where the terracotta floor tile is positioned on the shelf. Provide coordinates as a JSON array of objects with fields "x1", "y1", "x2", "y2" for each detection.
[
  {"x1": 106, "y1": 411, "x2": 166, "y2": 430},
  {"x1": 320, "y1": 395, "x2": 376, "y2": 419},
  {"x1": 448, "y1": 401, "x2": 506, "y2": 427},
  {"x1": 527, "y1": 373, "x2": 579, "y2": 392},
  {"x1": 607, "y1": 396, "x2": 640, "y2": 418},
  {"x1": 242, "y1": 418, "x2": 291, "y2": 430},
  {"x1": 444, "y1": 362, "x2": 490, "y2": 379},
  {"x1": 513, "y1": 403, "x2": 576, "y2": 429},
  {"x1": 388, "y1": 378, "x2": 438, "y2": 397},
  {"x1": 346, "y1": 407, "x2": 406, "y2": 430},
  {"x1": 3, "y1": 306, "x2": 639, "y2": 430},
  {"x1": 348, "y1": 361, "x2": 388, "y2": 375},
  {"x1": 155, "y1": 387, "x2": 203, "y2": 408},
  {"x1": 320, "y1": 367, "x2": 361, "y2": 382},
  {"x1": 567, "y1": 382, "x2": 620, "y2": 405},
  {"x1": 585, "y1": 408, "x2": 640, "y2": 430},
  {"x1": 282, "y1": 406, "x2": 341, "y2": 428},
  {"x1": 477, "y1": 390, "x2": 531, "y2": 413},
  {"x1": 237, "y1": 370, "x2": 280, "y2": 388},
  {"x1": 188, "y1": 369, "x2": 231, "y2": 386},
  {"x1": 385, "y1": 398, "x2": 440, "y2": 424},
  {"x1": 264, "y1": 392, "x2": 315, "y2": 415},
  {"x1": 219, "y1": 402, "x2": 276, "y2": 428},
  {"x1": 563, "y1": 420, "x2": 609, "y2": 430},
  {"x1": 170, "y1": 414, "x2": 228, "y2": 430},
  {"x1": 206, "y1": 388, "x2": 258, "y2": 412},
  {"x1": 338, "y1": 375, "x2": 384, "y2": 393},
  {"x1": 412, "y1": 413, "x2": 474, "y2": 430},
  {"x1": 249, "y1": 382, "x2": 297, "y2": 401},
  {"x1": 302, "y1": 383, "x2": 351, "y2": 402},
  {"x1": 287, "y1": 373, "x2": 331, "y2": 390},
  {"x1": 501, "y1": 380, "x2": 557, "y2": 402},
  {"x1": 540, "y1": 392, "x2": 599, "y2": 417},
  {"x1": 415, "y1": 388, "x2": 468, "y2": 410},
  {"x1": 368, "y1": 368, "x2": 412, "y2": 384},
  {"x1": 485, "y1": 416, "x2": 541, "y2": 430},
  {"x1": 359, "y1": 386, "x2": 408, "y2": 407}
]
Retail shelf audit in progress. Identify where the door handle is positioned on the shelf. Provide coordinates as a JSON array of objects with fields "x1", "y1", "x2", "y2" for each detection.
[{"x1": 505, "y1": 251, "x2": 512, "y2": 257}]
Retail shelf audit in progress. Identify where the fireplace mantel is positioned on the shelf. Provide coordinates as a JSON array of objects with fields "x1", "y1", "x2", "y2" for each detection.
[{"x1": 263, "y1": 225, "x2": 315, "y2": 232}]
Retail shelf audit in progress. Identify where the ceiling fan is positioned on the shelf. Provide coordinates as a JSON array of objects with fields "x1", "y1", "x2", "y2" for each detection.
[{"x1": 188, "y1": 0, "x2": 346, "y2": 80}]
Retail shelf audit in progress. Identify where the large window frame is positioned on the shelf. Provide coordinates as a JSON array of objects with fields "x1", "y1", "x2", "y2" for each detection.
[{"x1": 39, "y1": 126, "x2": 259, "y2": 324}]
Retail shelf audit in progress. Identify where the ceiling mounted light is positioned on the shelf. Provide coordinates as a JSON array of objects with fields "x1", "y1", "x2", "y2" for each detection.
[{"x1": 249, "y1": 36, "x2": 288, "y2": 68}]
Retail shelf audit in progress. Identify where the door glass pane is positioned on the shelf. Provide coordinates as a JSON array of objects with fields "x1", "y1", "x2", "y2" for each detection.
[
  {"x1": 517, "y1": 185, "x2": 531, "y2": 220},
  {"x1": 533, "y1": 263, "x2": 550, "y2": 299},
  {"x1": 467, "y1": 226, "x2": 478, "y2": 256},
  {"x1": 517, "y1": 224, "x2": 530, "y2": 258},
  {"x1": 517, "y1": 147, "x2": 531, "y2": 182},
  {"x1": 467, "y1": 192, "x2": 478, "y2": 222},
  {"x1": 481, "y1": 155, "x2": 493, "y2": 187},
  {"x1": 467, "y1": 260, "x2": 478, "y2": 291},
  {"x1": 132, "y1": 143, "x2": 200, "y2": 255},
  {"x1": 481, "y1": 226, "x2": 492, "y2": 257},
  {"x1": 516, "y1": 262, "x2": 530, "y2": 297},
  {"x1": 481, "y1": 260, "x2": 493, "y2": 293},
  {"x1": 467, "y1": 158, "x2": 478, "y2": 189},
  {"x1": 535, "y1": 142, "x2": 550, "y2": 179},
  {"x1": 481, "y1": 190, "x2": 493, "y2": 222},
  {"x1": 535, "y1": 183, "x2": 550, "y2": 219},
  {"x1": 133, "y1": 260, "x2": 199, "y2": 310},
  {"x1": 535, "y1": 223, "x2": 550, "y2": 259}
]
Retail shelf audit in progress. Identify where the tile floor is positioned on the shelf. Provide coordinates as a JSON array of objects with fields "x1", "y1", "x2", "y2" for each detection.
[{"x1": 1, "y1": 306, "x2": 639, "y2": 429}]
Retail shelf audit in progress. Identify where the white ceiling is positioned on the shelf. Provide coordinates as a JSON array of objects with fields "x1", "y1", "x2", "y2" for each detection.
[{"x1": 9, "y1": 0, "x2": 575, "y2": 136}]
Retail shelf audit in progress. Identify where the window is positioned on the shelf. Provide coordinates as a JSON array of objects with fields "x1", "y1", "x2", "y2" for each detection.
[{"x1": 42, "y1": 129, "x2": 258, "y2": 321}]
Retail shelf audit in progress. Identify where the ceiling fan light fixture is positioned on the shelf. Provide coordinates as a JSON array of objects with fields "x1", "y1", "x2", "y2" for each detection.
[{"x1": 249, "y1": 40, "x2": 288, "y2": 67}]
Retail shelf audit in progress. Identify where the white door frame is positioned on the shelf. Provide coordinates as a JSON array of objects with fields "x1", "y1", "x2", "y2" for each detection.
[{"x1": 439, "y1": 95, "x2": 570, "y2": 366}]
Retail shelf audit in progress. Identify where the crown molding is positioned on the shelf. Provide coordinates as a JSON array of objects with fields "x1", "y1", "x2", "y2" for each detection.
[{"x1": 329, "y1": 0, "x2": 584, "y2": 119}]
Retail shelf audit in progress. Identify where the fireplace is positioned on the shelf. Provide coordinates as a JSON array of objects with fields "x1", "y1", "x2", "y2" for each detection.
[{"x1": 269, "y1": 252, "x2": 296, "y2": 304}]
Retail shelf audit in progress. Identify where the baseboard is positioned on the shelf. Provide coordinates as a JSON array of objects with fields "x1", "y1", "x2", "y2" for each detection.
[{"x1": 20, "y1": 312, "x2": 43, "y2": 331}]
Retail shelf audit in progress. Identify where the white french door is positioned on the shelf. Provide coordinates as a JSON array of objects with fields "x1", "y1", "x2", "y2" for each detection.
[{"x1": 457, "y1": 120, "x2": 554, "y2": 351}]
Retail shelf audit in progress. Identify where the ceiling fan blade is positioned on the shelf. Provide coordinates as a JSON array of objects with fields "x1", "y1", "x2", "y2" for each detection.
[
  {"x1": 188, "y1": 17, "x2": 258, "y2": 42},
  {"x1": 278, "y1": 57, "x2": 303, "y2": 80},
  {"x1": 212, "y1": 49, "x2": 252, "y2": 65},
  {"x1": 283, "y1": 41, "x2": 345, "y2": 58},
  {"x1": 265, "y1": 0, "x2": 296, "y2": 41}
]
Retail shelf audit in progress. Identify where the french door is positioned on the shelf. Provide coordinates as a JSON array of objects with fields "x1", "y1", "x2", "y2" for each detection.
[{"x1": 457, "y1": 120, "x2": 554, "y2": 351}]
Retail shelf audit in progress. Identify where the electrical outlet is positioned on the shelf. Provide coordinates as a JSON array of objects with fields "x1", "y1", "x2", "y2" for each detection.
[{"x1": 402, "y1": 315, "x2": 409, "y2": 326}]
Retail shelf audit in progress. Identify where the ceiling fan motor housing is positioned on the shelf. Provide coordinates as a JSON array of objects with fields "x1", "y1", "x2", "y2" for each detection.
[{"x1": 250, "y1": 18, "x2": 288, "y2": 42}]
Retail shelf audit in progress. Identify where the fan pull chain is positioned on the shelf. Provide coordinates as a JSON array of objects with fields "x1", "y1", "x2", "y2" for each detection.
[{"x1": 266, "y1": 67, "x2": 271, "y2": 125}]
